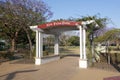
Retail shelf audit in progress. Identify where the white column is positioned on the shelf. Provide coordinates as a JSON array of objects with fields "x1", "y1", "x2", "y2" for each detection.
[
  {"x1": 78, "y1": 26, "x2": 83, "y2": 59},
  {"x1": 35, "y1": 30, "x2": 43, "y2": 65},
  {"x1": 39, "y1": 31, "x2": 43, "y2": 57},
  {"x1": 83, "y1": 28, "x2": 87, "y2": 60},
  {"x1": 36, "y1": 30, "x2": 39, "y2": 58},
  {"x1": 78, "y1": 25, "x2": 87, "y2": 68},
  {"x1": 54, "y1": 35, "x2": 59, "y2": 55}
]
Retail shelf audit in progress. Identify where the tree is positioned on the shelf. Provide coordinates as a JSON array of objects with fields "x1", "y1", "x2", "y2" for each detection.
[
  {"x1": 67, "y1": 36, "x2": 79, "y2": 46},
  {"x1": 44, "y1": 35, "x2": 54, "y2": 47},
  {"x1": 94, "y1": 28, "x2": 120, "y2": 64},
  {"x1": 76, "y1": 15, "x2": 108, "y2": 47},
  {"x1": 59, "y1": 33, "x2": 70, "y2": 46},
  {"x1": 0, "y1": 1, "x2": 21, "y2": 52},
  {"x1": 75, "y1": 15, "x2": 108, "y2": 63},
  {"x1": 95, "y1": 29, "x2": 120, "y2": 49},
  {"x1": 0, "y1": 0, "x2": 52, "y2": 58}
]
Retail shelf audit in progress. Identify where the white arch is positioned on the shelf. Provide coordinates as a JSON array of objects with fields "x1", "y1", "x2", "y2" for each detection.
[{"x1": 30, "y1": 20, "x2": 99, "y2": 68}]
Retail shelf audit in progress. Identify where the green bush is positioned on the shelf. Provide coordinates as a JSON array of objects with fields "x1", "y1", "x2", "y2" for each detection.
[
  {"x1": 43, "y1": 51, "x2": 49, "y2": 56},
  {"x1": 0, "y1": 51, "x2": 14, "y2": 60}
]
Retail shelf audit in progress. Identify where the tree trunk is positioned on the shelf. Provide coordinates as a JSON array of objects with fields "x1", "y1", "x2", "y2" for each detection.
[
  {"x1": 27, "y1": 32, "x2": 33, "y2": 59},
  {"x1": 23, "y1": 27, "x2": 33, "y2": 59},
  {"x1": 10, "y1": 31, "x2": 18, "y2": 52},
  {"x1": 11, "y1": 38, "x2": 15, "y2": 52}
]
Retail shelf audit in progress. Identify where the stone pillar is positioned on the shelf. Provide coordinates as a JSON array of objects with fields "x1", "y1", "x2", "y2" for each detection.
[
  {"x1": 54, "y1": 35, "x2": 59, "y2": 55},
  {"x1": 35, "y1": 30, "x2": 43, "y2": 65}
]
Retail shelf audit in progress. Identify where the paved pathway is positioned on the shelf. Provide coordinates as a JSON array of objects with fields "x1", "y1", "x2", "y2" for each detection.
[
  {"x1": 0, "y1": 57, "x2": 120, "y2": 80},
  {"x1": 0, "y1": 57, "x2": 79, "y2": 80},
  {"x1": 71, "y1": 68, "x2": 120, "y2": 80}
]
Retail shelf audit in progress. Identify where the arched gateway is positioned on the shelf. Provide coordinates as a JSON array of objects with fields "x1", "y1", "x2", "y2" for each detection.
[{"x1": 30, "y1": 20, "x2": 98, "y2": 68}]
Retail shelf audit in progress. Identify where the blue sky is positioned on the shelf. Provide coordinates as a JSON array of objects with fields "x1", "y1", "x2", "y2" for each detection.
[{"x1": 44, "y1": 0, "x2": 120, "y2": 28}]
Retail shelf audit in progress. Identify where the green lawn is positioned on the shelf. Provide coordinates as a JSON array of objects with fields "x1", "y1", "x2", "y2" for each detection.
[{"x1": 43, "y1": 46, "x2": 80, "y2": 56}]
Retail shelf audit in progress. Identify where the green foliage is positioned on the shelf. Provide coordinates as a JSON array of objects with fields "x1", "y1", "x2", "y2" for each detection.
[
  {"x1": 95, "y1": 29, "x2": 120, "y2": 50},
  {"x1": 0, "y1": 51, "x2": 14, "y2": 60},
  {"x1": 32, "y1": 46, "x2": 36, "y2": 57},
  {"x1": 0, "y1": 41, "x2": 9, "y2": 51},
  {"x1": 95, "y1": 29, "x2": 120, "y2": 42},
  {"x1": 76, "y1": 15, "x2": 108, "y2": 36},
  {"x1": 0, "y1": 0, "x2": 52, "y2": 53},
  {"x1": 77, "y1": 15, "x2": 108, "y2": 29},
  {"x1": 43, "y1": 51, "x2": 49, "y2": 56},
  {"x1": 44, "y1": 36, "x2": 54, "y2": 46},
  {"x1": 76, "y1": 15, "x2": 108, "y2": 48},
  {"x1": 59, "y1": 34, "x2": 69, "y2": 46},
  {"x1": 16, "y1": 29, "x2": 35, "y2": 44},
  {"x1": 67, "y1": 36, "x2": 79, "y2": 46},
  {"x1": 0, "y1": 42, "x2": 5, "y2": 51}
]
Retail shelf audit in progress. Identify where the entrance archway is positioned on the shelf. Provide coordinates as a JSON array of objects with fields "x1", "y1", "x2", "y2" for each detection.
[{"x1": 30, "y1": 20, "x2": 98, "y2": 68}]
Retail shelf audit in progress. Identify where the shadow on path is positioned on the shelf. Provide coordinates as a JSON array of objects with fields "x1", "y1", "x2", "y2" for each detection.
[
  {"x1": 111, "y1": 63, "x2": 120, "y2": 72},
  {"x1": 110, "y1": 53, "x2": 120, "y2": 72},
  {"x1": 0, "y1": 69, "x2": 39, "y2": 80}
]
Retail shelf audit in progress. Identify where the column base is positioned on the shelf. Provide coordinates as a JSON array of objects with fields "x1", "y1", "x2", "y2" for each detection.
[
  {"x1": 79, "y1": 59, "x2": 88, "y2": 68},
  {"x1": 35, "y1": 55, "x2": 60, "y2": 65},
  {"x1": 35, "y1": 58, "x2": 42, "y2": 65}
]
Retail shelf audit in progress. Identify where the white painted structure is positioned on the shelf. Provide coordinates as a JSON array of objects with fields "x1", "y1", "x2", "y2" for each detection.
[
  {"x1": 78, "y1": 25, "x2": 87, "y2": 68},
  {"x1": 30, "y1": 20, "x2": 98, "y2": 68}
]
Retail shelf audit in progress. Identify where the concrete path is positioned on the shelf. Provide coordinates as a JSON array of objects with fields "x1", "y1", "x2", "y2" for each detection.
[
  {"x1": 71, "y1": 68, "x2": 120, "y2": 80},
  {"x1": 0, "y1": 57, "x2": 120, "y2": 80}
]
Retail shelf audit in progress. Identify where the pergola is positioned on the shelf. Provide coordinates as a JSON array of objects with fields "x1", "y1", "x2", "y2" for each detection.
[{"x1": 30, "y1": 20, "x2": 98, "y2": 68}]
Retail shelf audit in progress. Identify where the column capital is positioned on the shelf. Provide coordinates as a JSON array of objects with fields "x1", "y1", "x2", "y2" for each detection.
[
  {"x1": 30, "y1": 25, "x2": 43, "y2": 32},
  {"x1": 82, "y1": 25, "x2": 87, "y2": 30},
  {"x1": 77, "y1": 25, "x2": 87, "y2": 30},
  {"x1": 77, "y1": 25, "x2": 82, "y2": 29}
]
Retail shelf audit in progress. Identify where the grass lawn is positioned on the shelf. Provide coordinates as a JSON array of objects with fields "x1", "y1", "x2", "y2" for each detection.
[
  {"x1": 43, "y1": 46, "x2": 80, "y2": 56},
  {"x1": 60, "y1": 46, "x2": 79, "y2": 55}
]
